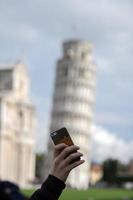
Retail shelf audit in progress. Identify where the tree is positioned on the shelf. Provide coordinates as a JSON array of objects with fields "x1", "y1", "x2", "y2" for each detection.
[
  {"x1": 35, "y1": 153, "x2": 45, "y2": 181},
  {"x1": 102, "y1": 159, "x2": 118, "y2": 185}
]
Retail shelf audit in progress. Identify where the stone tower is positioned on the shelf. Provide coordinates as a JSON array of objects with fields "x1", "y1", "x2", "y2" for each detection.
[
  {"x1": 46, "y1": 40, "x2": 96, "y2": 189},
  {"x1": 0, "y1": 61, "x2": 36, "y2": 187}
]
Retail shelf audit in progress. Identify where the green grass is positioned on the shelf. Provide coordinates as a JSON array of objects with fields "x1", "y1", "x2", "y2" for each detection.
[{"x1": 22, "y1": 188, "x2": 133, "y2": 200}]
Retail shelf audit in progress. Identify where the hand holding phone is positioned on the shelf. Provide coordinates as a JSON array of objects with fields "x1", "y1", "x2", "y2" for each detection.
[{"x1": 51, "y1": 143, "x2": 85, "y2": 182}]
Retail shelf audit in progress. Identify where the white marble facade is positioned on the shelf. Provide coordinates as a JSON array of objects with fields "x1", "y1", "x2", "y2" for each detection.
[
  {"x1": 45, "y1": 40, "x2": 96, "y2": 189},
  {"x1": 0, "y1": 61, "x2": 36, "y2": 187}
]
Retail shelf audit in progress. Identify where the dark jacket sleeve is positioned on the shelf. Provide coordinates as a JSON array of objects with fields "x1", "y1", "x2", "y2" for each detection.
[{"x1": 29, "y1": 175, "x2": 66, "y2": 200}]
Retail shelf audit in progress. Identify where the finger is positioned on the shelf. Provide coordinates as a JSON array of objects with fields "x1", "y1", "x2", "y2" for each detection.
[
  {"x1": 63, "y1": 152, "x2": 83, "y2": 165},
  {"x1": 66, "y1": 160, "x2": 85, "y2": 172},
  {"x1": 54, "y1": 143, "x2": 68, "y2": 157},
  {"x1": 55, "y1": 143, "x2": 68, "y2": 151},
  {"x1": 57, "y1": 145, "x2": 80, "y2": 160}
]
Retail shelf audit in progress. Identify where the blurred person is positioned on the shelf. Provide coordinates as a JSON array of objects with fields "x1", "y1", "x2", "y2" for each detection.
[
  {"x1": 29, "y1": 143, "x2": 85, "y2": 200},
  {"x1": 0, "y1": 180, "x2": 27, "y2": 200}
]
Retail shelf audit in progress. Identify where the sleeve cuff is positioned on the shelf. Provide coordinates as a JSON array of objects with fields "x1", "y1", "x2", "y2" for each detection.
[{"x1": 41, "y1": 174, "x2": 66, "y2": 198}]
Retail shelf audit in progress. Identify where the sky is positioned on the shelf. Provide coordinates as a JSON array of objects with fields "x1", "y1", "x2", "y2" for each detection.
[{"x1": 0, "y1": 0, "x2": 133, "y2": 163}]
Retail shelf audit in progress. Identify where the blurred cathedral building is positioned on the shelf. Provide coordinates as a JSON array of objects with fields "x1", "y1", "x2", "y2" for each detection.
[
  {"x1": 0, "y1": 61, "x2": 36, "y2": 187},
  {"x1": 45, "y1": 40, "x2": 96, "y2": 189}
]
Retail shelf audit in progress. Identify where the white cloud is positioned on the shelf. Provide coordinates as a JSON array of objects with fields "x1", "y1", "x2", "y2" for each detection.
[{"x1": 91, "y1": 124, "x2": 133, "y2": 163}]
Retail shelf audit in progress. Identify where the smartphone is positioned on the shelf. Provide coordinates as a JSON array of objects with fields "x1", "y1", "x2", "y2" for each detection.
[
  {"x1": 50, "y1": 127, "x2": 80, "y2": 162},
  {"x1": 50, "y1": 127, "x2": 74, "y2": 146}
]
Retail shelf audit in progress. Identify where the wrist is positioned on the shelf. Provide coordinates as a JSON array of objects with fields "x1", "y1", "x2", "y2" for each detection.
[{"x1": 51, "y1": 172, "x2": 67, "y2": 183}]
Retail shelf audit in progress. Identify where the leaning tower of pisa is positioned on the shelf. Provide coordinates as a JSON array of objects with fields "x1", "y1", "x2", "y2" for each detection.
[{"x1": 45, "y1": 40, "x2": 96, "y2": 189}]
